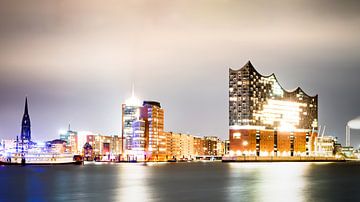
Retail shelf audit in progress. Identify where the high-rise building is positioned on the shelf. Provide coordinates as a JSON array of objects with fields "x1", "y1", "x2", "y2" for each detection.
[
  {"x1": 121, "y1": 90, "x2": 142, "y2": 155},
  {"x1": 140, "y1": 101, "x2": 165, "y2": 161},
  {"x1": 131, "y1": 119, "x2": 146, "y2": 159},
  {"x1": 20, "y1": 97, "x2": 31, "y2": 142},
  {"x1": 229, "y1": 61, "x2": 318, "y2": 156},
  {"x1": 125, "y1": 100, "x2": 165, "y2": 161}
]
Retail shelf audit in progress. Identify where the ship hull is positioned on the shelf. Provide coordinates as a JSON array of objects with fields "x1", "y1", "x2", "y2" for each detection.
[{"x1": 0, "y1": 161, "x2": 82, "y2": 166}]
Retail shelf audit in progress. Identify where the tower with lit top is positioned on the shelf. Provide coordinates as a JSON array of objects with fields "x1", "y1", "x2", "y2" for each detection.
[{"x1": 121, "y1": 86, "x2": 142, "y2": 157}]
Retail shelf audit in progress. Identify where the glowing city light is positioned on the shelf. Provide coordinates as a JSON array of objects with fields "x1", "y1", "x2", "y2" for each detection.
[{"x1": 254, "y1": 99, "x2": 306, "y2": 132}]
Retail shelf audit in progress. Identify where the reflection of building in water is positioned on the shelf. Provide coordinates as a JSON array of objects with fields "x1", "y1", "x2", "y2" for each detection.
[{"x1": 229, "y1": 61, "x2": 318, "y2": 157}]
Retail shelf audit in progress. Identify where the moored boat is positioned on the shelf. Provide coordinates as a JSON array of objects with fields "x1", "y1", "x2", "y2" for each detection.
[{"x1": 0, "y1": 152, "x2": 83, "y2": 165}]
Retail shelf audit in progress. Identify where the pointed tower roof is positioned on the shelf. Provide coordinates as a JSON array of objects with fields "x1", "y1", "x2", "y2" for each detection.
[
  {"x1": 245, "y1": 60, "x2": 253, "y2": 67},
  {"x1": 24, "y1": 97, "x2": 29, "y2": 114},
  {"x1": 229, "y1": 60, "x2": 254, "y2": 72},
  {"x1": 21, "y1": 96, "x2": 31, "y2": 141}
]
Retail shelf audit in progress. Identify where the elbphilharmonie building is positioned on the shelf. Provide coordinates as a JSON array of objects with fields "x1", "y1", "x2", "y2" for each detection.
[{"x1": 229, "y1": 61, "x2": 318, "y2": 156}]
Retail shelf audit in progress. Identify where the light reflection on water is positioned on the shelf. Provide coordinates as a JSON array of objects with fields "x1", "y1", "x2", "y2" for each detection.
[
  {"x1": 1, "y1": 162, "x2": 360, "y2": 202},
  {"x1": 116, "y1": 164, "x2": 152, "y2": 201},
  {"x1": 226, "y1": 163, "x2": 311, "y2": 202}
]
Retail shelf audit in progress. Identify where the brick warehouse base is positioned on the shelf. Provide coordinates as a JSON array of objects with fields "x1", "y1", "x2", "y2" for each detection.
[{"x1": 229, "y1": 129, "x2": 318, "y2": 157}]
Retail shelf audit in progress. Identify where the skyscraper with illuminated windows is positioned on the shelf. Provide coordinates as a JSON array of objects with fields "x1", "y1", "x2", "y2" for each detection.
[
  {"x1": 121, "y1": 90, "x2": 142, "y2": 156},
  {"x1": 120, "y1": 87, "x2": 166, "y2": 161},
  {"x1": 140, "y1": 101, "x2": 165, "y2": 161},
  {"x1": 229, "y1": 61, "x2": 318, "y2": 157}
]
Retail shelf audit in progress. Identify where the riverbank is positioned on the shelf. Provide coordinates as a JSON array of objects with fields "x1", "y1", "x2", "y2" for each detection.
[{"x1": 222, "y1": 156, "x2": 346, "y2": 162}]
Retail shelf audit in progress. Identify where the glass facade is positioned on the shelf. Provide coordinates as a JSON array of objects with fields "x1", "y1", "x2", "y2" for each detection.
[
  {"x1": 229, "y1": 61, "x2": 318, "y2": 131},
  {"x1": 229, "y1": 61, "x2": 318, "y2": 157},
  {"x1": 122, "y1": 105, "x2": 141, "y2": 151}
]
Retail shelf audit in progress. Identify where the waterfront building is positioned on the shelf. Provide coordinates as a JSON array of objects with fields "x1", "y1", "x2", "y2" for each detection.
[
  {"x1": 59, "y1": 124, "x2": 78, "y2": 153},
  {"x1": 229, "y1": 61, "x2": 318, "y2": 157},
  {"x1": 193, "y1": 136, "x2": 205, "y2": 156},
  {"x1": 123, "y1": 101, "x2": 166, "y2": 161},
  {"x1": 131, "y1": 120, "x2": 146, "y2": 160},
  {"x1": 83, "y1": 142, "x2": 93, "y2": 160},
  {"x1": 63, "y1": 131, "x2": 90, "y2": 154},
  {"x1": 69, "y1": 132, "x2": 78, "y2": 154},
  {"x1": 46, "y1": 139, "x2": 67, "y2": 154},
  {"x1": 166, "y1": 132, "x2": 194, "y2": 159},
  {"x1": 60, "y1": 130, "x2": 122, "y2": 157},
  {"x1": 139, "y1": 101, "x2": 166, "y2": 161},
  {"x1": 59, "y1": 124, "x2": 76, "y2": 144},
  {"x1": 315, "y1": 136, "x2": 336, "y2": 156},
  {"x1": 93, "y1": 135, "x2": 122, "y2": 157},
  {"x1": 203, "y1": 136, "x2": 218, "y2": 156},
  {"x1": 121, "y1": 90, "x2": 142, "y2": 155},
  {"x1": 216, "y1": 139, "x2": 225, "y2": 156}
]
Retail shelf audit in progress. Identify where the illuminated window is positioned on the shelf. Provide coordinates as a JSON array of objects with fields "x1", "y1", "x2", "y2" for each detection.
[{"x1": 233, "y1": 132, "x2": 241, "y2": 139}]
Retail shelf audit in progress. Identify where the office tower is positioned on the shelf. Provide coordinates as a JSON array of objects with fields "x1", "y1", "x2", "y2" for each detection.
[{"x1": 121, "y1": 91, "x2": 142, "y2": 155}]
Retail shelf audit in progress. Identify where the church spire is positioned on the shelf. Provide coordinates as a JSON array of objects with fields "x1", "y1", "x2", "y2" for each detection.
[
  {"x1": 21, "y1": 97, "x2": 31, "y2": 141},
  {"x1": 24, "y1": 97, "x2": 29, "y2": 115}
]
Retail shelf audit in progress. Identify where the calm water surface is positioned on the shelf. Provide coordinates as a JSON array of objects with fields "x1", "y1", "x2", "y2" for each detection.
[{"x1": 0, "y1": 162, "x2": 360, "y2": 202}]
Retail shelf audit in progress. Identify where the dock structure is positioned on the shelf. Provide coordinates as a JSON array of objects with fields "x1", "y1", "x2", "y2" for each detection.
[{"x1": 222, "y1": 156, "x2": 346, "y2": 162}]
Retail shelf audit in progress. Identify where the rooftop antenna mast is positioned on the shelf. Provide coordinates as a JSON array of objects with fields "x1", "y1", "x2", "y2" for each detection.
[
  {"x1": 132, "y1": 83, "x2": 135, "y2": 98},
  {"x1": 322, "y1": 125, "x2": 326, "y2": 137}
]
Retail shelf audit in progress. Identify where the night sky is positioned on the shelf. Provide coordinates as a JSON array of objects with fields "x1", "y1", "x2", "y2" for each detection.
[{"x1": 0, "y1": 0, "x2": 359, "y2": 145}]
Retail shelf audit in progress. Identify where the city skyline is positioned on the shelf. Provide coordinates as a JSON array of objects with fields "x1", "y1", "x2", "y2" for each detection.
[{"x1": 1, "y1": 1, "x2": 360, "y2": 146}]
